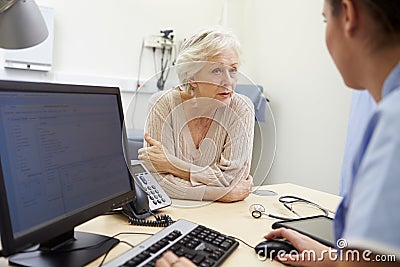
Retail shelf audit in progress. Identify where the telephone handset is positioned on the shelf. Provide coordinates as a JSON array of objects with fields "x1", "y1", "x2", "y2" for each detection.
[{"x1": 123, "y1": 160, "x2": 172, "y2": 222}]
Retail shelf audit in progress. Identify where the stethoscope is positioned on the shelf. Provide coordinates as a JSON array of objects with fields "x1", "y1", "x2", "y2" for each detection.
[
  {"x1": 249, "y1": 203, "x2": 292, "y2": 220},
  {"x1": 249, "y1": 195, "x2": 335, "y2": 220}
]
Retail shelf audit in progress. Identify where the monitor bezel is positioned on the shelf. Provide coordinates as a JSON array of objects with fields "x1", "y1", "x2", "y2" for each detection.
[{"x1": 0, "y1": 79, "x2": 135, "y2": 257}]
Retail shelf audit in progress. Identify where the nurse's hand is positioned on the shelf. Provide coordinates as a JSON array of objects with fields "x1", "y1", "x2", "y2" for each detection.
[
  {"x1": 155, "y1": 251, "x2": 195, "y2": 267},
  {"x1": 264, "y1": 228, "x2": 334, "y2": 267}
]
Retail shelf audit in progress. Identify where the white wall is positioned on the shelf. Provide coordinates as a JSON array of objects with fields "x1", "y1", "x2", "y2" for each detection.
[
  {"x1": 228, "y1": 1, "x2": 351, "y2": 194},
  {"x1": 35, "y1": 0, "x2": 226, "y2": 78},
  {"x1": 0, "y1": 0, "x2": 352, "y2": 194}
]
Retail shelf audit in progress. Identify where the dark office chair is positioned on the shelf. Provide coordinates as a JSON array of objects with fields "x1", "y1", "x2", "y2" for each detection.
[
  {"x1": 234, "y1": 84, "x2": 268, "y2": 122},
  {"x1": 234, "y1": 84, "x2": 275, "y2": 186},
  {"x1": 126, "y1": 128, "x2": 144, "y2": 160}
]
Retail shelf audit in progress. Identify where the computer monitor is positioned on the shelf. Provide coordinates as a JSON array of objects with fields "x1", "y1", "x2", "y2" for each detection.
[{"x1": 0, "y1": 80, "x2": 136, "y2": 267}]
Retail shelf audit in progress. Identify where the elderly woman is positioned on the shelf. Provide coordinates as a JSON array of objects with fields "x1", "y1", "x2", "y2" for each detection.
[{"x1": 138, "y1": 26, "x2": 255, "y2": 202}]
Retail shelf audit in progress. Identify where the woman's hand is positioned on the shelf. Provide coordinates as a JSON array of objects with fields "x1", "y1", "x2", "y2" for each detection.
[
  {"x1": 264, "y1": 228, "x2": 336, "y2": 267},
  {"x1": 218, "y1": 173, "x2": 253, "y2": 202},
  {"x1": 138, "y1": 133, "x2": 172, "y2": 173},
  {"x1": 138, "y1": 134, "x2": 191, "y2": 180}
]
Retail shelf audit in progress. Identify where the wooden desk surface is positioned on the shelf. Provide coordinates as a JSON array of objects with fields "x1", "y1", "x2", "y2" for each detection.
[{"x1": 0, "y1": 183, "x2": 341, "y2": 267}]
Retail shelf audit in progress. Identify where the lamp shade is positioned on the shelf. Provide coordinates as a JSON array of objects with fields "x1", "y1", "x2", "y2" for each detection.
[{"x1": 0, "y1": 0, "x2": 48, "y2": 49}]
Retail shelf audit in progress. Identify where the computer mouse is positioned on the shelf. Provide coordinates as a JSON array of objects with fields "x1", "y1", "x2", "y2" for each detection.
[{"x1": 254, "y1": 239, "x2": 297, "y2": 259}]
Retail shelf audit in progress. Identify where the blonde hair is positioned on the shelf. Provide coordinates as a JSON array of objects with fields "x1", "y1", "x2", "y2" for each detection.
[{"x1": 175, "y1": 26, "x2": 241, "y2": 93}]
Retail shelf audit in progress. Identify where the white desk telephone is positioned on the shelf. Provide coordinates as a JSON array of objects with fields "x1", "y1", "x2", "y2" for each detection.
[{"x1": 123, "y1": 160, "x2": 172, "y2": 222}]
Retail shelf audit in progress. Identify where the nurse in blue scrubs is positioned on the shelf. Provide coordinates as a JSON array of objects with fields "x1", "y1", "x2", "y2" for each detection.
[{"x1": 265, "y1": 0, "x2": 400, "y2": 266}]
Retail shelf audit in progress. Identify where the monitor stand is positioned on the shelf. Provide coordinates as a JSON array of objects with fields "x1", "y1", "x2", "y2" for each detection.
[{"x1": 9, "y1": 232, "x2": 119, "y2": 267}]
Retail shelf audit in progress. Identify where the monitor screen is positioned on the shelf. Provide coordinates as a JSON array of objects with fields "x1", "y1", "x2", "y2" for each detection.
[{"x1": 0, "y1": 80, "x2": 135, "y2": 267}]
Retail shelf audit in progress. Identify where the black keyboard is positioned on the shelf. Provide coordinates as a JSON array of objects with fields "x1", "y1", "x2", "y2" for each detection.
[{"x1": 103, "y1": 219, "x2": 239, "y2": 267}]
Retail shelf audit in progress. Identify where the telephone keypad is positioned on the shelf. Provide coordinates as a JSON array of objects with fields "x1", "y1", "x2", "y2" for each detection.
[
  {"x1": 134, "y1": 171, "x2": 171, "y2": 210},
  {"x1": 131, "y1": 160, "x2": 172, "y2": 213}
]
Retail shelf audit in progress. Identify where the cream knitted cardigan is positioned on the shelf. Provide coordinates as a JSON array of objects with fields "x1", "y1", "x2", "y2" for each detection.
[{"x1": 144, "y1": 88, "x2": 254, "y2": 201}]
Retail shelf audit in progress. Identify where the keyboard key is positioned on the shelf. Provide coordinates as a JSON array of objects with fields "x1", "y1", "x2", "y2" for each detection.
[
  {"x1": 209, "y1": 252, "x2": 221, "y2": 260},
  {"x1": 220, "y1": 240, "x2": 233, "y2": 250},
  {"x1": 166, "y1": 230, "x2": 182, "y2": 241},
  {"x1": 123, "y1": 250, "x2": 150, "y2": 266},
  {"x1": 202, "y1": 259, "x2": 215, "y2": 266},
  {"x1": 148, "y1": 244, "x2": 161, "y2": 254},
  {"x1": 183, "y1": 251, "x2": 196, "y2": 260},
  {"x1": 192, "y1": 254, "x2": 205, "y2": 265},
  {"x1": 185, "y1": 240, "x2": 200, "y2": 249},
  {"x1": 204, "y1": 237, "x2": 214, "y2": 242},
  {"x1": 204, "y1": 247, "x2": 213, "y2": 253},
  {"x1": 175, "y1": 248, "x2": 185, "y2": 257},
  {"x1": 212, "y1": 240, "x2": 222, "y2": 246},
  {"x1": 169, "y1": 244, "x2": 181, "y2": 252}
]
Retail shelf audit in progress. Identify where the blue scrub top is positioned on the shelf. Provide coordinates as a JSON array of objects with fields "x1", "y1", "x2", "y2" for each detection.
[
  {"x1": 340, "y1": 90, "x2": 375, "y2": 196},
  {"x1": 334, "y1": 62, "x2": 400, "y2": 256}
]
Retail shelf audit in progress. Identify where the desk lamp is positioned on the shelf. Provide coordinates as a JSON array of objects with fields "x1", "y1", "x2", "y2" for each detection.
[{"x1": 0, "y1": 0, "x2": 48, "y2": 49}]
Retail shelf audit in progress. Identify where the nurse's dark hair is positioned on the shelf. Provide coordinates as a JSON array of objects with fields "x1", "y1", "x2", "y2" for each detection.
[{"x1": 329, "y1": 0, "x2": 400, "y2": 45}]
